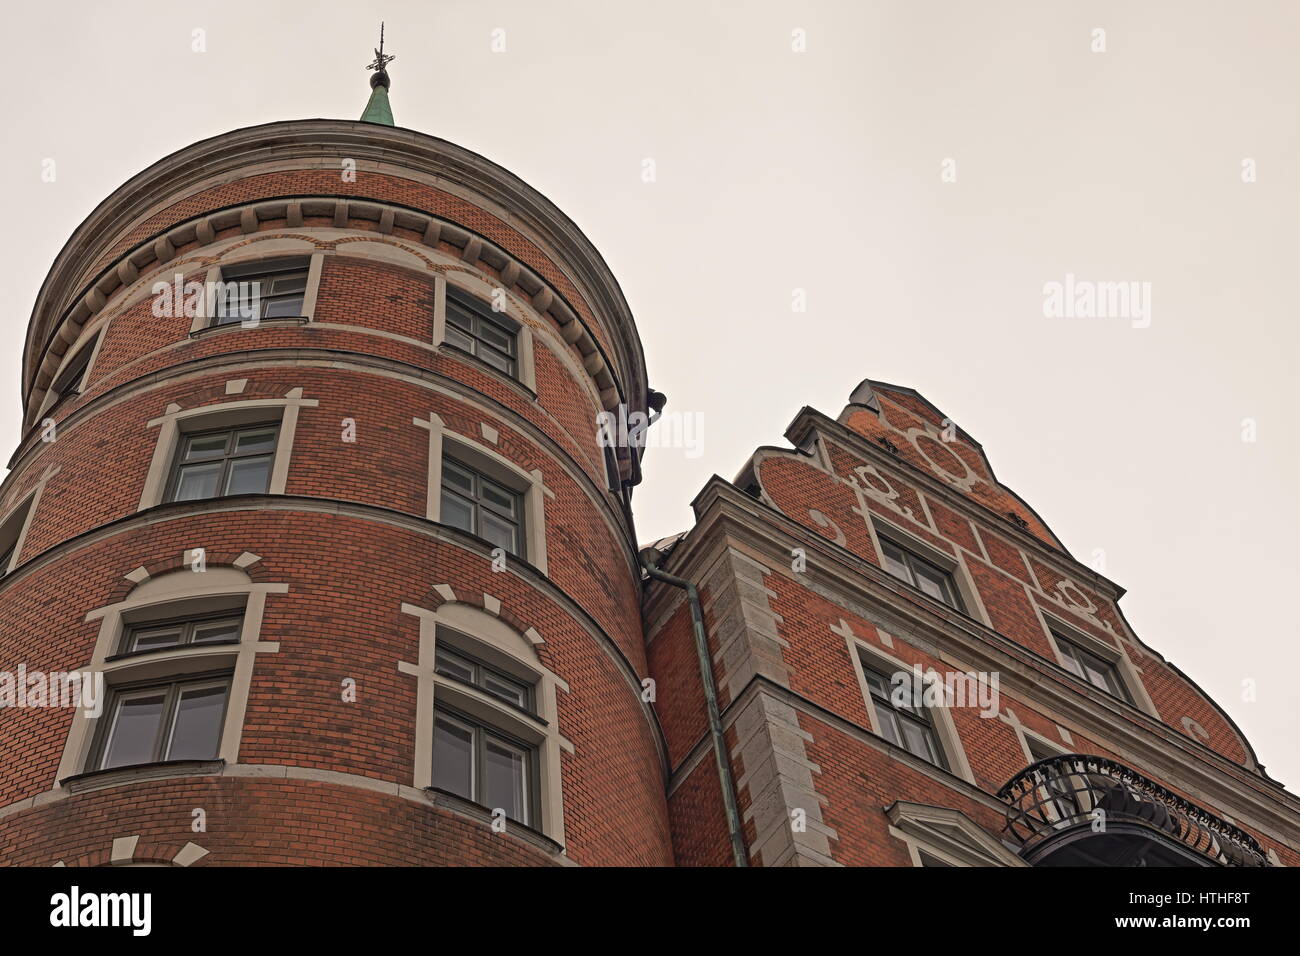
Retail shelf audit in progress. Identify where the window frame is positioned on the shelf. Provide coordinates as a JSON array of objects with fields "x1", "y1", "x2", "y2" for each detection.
[
  {"x1": 1051, "y1": 629, "x2": 1132, "y2": 703},
  {"x1": 879, "y1": 535, "x2": 966, "y2": 612},
  {"x1": 163, "y1": 421, "x2": 281, "y2": 504},
  {"x1": 211, "y1": 257, "x2": 311, "y2": 327},
  {"x1": 439, "y1": 454, "x2": 527, "y2": 558},
  {"x1": 87, "y1": 669, "x2": 233, "y2": 772},
  {"x1": 114, "y1": 610, "x2": 245, "y2": 660},
  {"x1": 431, "y1": 703, "x2": 540, "y2": 827},
  {"x1": 443, "y1": 286, "x2": 521, "y2": 379},
  {"x1": 434, "y1": 633, "x2": 535, "y2": 714},
  {"x1": 860, "y1": 661, "x2": 950, "y2": 771}
]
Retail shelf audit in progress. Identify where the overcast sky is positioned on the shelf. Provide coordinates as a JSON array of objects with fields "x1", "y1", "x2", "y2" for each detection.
[{"x1": 3, "y1": 1, "x2": 1296, "y2": 790}]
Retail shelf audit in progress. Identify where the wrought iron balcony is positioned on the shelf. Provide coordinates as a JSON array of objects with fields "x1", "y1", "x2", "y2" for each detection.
[{"x1": 997, "y1": 754, "x2": 1267, "y2": 867}]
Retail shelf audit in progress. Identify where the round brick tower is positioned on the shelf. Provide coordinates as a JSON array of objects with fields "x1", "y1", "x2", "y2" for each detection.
[{"x1": 0, "y1": 74, "x2": 669, "y2": 865}]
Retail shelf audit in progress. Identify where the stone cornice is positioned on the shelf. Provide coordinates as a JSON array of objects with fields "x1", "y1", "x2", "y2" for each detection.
[
  {"x1": 653, "y1": 477, "x2": 1300, "y2": 851},
  {"x1": 24, "y1": 120, "x2": 647, "y2": 421}
]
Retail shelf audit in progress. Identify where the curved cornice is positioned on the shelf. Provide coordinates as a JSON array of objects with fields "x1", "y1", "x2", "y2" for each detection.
[{"x1": 24, "y1": 120, "x2": 647, "y2": 417}]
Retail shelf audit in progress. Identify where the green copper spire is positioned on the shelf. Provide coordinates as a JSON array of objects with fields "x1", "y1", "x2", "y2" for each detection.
[{"x1": 361, "y1": 24, "x2": 396, "y2": 126}]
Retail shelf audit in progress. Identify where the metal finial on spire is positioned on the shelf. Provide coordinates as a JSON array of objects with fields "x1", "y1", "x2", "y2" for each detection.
[{"x1": 365, "y1": 22, "x2": 396, "y2": 74}]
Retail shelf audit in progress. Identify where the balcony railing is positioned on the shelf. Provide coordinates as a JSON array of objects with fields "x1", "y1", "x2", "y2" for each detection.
[{"x1": 997, "y1": 754, "x2": 1267, "y2": 867}]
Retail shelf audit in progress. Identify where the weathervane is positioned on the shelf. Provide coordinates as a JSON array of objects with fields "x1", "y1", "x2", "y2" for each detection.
[{"x1": 365, "y1": 22, "x2": 396, "y2": 74}]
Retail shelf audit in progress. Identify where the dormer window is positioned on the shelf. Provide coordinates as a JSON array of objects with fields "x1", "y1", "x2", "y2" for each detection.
[{"x1": 880, "y1": 537, "x2": 965, "y2": 611}]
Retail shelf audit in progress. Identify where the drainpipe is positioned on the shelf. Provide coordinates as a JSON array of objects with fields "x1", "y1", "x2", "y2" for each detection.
[{"x1": 640, "y1": 546, "x2": 749, "y2": 867}]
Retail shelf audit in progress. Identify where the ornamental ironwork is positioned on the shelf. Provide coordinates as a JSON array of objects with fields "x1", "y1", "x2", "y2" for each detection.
[{"x1": 997, "y1": 753, "x2": 1267, "y2": 867}]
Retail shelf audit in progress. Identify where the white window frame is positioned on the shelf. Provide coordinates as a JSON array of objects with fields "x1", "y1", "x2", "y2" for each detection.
[
  {"x1": 413, "y1": 413, "x2": 550, "y2": 574},
  {"x1": 844, "y1": 635, "x2": 976, "y2": 785},
  {"x1": 399, "y1": 601, "x2": 571, "y2": 846},
  {"x1": 56, "y1": 566, "x2": 287, "y2": 786},
  {"x1": 0, "y1": 466, "x2": 57, "y2": 577},
  {"x1": 865, "y1": 514, "x2": 990, "y2": 625},
  {"x1": 137, "y1": 389, "x2": 318, "y2": 512},
  {"x1": 434, "y1": 274, "x2": 538, "y2": 393},
  {"x1": 1037, "y1": 609, "x2": 1159, "y2": 717},
  {"x1": 35, "y1": 326, "x2": 108, "y2": 419},
  {"x1": 190, "y1": 249, "x2": 325, "y2": 333}
]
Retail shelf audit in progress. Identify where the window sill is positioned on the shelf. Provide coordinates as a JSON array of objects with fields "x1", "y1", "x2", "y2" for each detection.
[
  {"x1": 60, "y1": 758, "x2": 226, "y2": 794},
  {"x1": 424, "y1": 786, "x2": 562, "y2": 856},
  {"x1": 189, "y1": 316, "x2": 309, "y2": 338},
  {"x1": 105, "y1": 639, "x2": 240, "y2": 664}
]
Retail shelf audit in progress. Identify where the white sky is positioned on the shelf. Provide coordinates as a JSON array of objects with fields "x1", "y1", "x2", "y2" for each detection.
[{"x1": 2, "y1": 1, "x2": 1296, "y2": 790}]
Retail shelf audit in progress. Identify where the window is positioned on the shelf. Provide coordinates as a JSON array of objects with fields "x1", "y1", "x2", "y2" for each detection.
[
  {"x1": 0, "y1": 496, "x2": 36, "y2": 579},
  {"x1": 166, "y1": 424, "x2": 279, "y2": 502},
  {"x1": 435, "y1": 635, "x2": 533, "y2": 712},
  {"x1": 118, "y1": 613, "x2": 243, "y2": 657},
  {"x1": 432, "y1": 706, "x2": 537, "y2": 826},
  {"x1": 880, "y1": 537, "x2": 964, "y2": 611},
  {"x1": 862, "y1": 663, "x2": 948, "y2": 769},
  {"x1": 1052, "y1": 631, "x2": 1131, "y2": 702},
  {"x1": 444, "y1": 288, "x2": 519, "y2": 377},
  {"x1": 47, "y1": 343, "x2": 94, "y2": 409},
  {"x1": 440, "y1": 457, "x2": 524, "y2": 556},
  {"x1": 213, "y1": 258, "x2": 309, "y2": 326},
  {"x1": 90, "y1": 674, "x2": 231, "y2": 771}
]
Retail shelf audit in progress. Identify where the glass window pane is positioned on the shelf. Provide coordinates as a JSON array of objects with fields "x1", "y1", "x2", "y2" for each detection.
[
  {"x1": 914, "y1": 567, "x2": 947, "y2": 602},
  {"x1": 192, "y1": 620, "x2": 241, "y2": 644},
  {"x1": 128, "y1": 627, "x2": 183, "y2": 653},
  {"x1": 480, "y1": 482, "x2": 516, "y2": 514},
  {"x1": 477, "y1": 348, "x2": 513, "y2": 374},
  {"x1": 173, "y1": 462, "x2": 223, "y2": 501},
  {"x1": 435, "y1": 649, "x2": 476, "y2": 683},
  {"x1": 102, "y1": 693, "x2": 166, "y2": 769},
  {"x1": 483, "y1": 735, "x2": 528, "y2": 823},
  {"x1": 432, "y1": 716, "x2": 474, "y2": 799},
  {"x1": 269, "y1": 274, "x2": 307, "y2": 294},
  {"x1": 480, "y1": 512, "x2": 518, "y2": 554},
  {"x1": 901, "y1": 720, "x2": 936, "y2": 762},
  {"x1": 481, "y1": 672, "x2": 529, "y2": 709},
  {"x1": 873, "y1": 705, "x2": 903, "y2": 748},
  {"x1": 446, "y1": 303, "x2": 474, "y2": 332},
  {"x1": 440, "y1": 492, "x2": 475, "y2": 533},
  {"x1": 234, "y1": 429, "x2": 277, "y2": 454},
  {"x1": 441, "y1": 461, "x2": 475, "y2": 495},
  {"x1": 184, "y1": 433, "x2": 229, "y2": 461},
  {"x1": 444, "y1": 326, "x2": 475, "y2": 352},
  {"x1": 224, "y1": 456, "x2": 272, "y2": 495},
  {"x1": 263, "y1": 295, "x2": 304, "y2": 318},
  {"x1": 478, "y1": 322, "x2": 513, "y2": 352},
  {"x1": 165, "y1": 685, "x2": 228, "y2": 760}
]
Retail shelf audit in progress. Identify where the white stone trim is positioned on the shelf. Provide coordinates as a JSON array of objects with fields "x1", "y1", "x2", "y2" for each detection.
[
  {"x1": 1036, "y1": 606, "x2": 1159, "y2": 719},
  {"x1": 886, "y1": 801, "x2": 1027, "y2": 867},
  {"x1": 398, "y1": 601, "x2": 570, "y2": 847},
  {"x1": 55, "y1": 566, "x2": 287, "y2": 786},
  {"x1": 838, "y1": 619, "x2": 977, "y2": 785},
  {"x1": 865, "y1": 512, "x2": 991, "y2": 627},
  {"x1": 413, "y1": 413, "x2": 549, "y2": 574},
  {"x1": 0, "y1": 465, "x2": 58, "y2": 575},
  {"x1": 137, "y1": 390, "x2": 318, "y2": 511}
]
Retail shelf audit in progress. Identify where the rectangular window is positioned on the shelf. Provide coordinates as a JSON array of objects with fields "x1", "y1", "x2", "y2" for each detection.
[
  {"x1": 166, "y1": 423, "x2": 279, "y2": 502},
  {"x1": 440, "y1": 457, "x2": 524, "y2": 557},
  {"x1": 444, "y1": 288, "x2": 519, "y2": 377},
  {"x1": 431, "y1": 706, "x2": 535, "y2": 825},
  {"x1": 213, "y1": 258, "x2": 310, "y2": 326},
  {"x1": 1052, "y1": 631, "x2": 1131, "y2": 702},
  {"x1": 880, "y1": 537, "x2": 964, "y2": 611},
  {"x1": 48, "y1": 343, "x2": 94, "y2": 409},
  {"x1": 92, "y1": 675, "x2": 231, "y2": 770},
  {"x1": 121, "y1": 613, "x2": 243, "y2": 656},
  {"x1": 862, "y1": 663, "x2": 948, "y2": 770},
  {"x1": 434, "y1": 634, "x2": 533, "y2": 712}
]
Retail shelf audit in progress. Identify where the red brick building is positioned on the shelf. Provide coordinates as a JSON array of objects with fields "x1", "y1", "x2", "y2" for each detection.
[{"x1": 0, "y1": 71, "x2": 1296, "y2": 868}]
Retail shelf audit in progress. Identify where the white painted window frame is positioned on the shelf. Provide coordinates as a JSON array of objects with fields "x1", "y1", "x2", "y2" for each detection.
[
  {"x1": 435, "y1": 273, "x2": 538, "y2": 394},
  {"x1": 865, "y1": 513, "x2": 992, "y2": 626},
  {"x1": 1037, "y1": 608, "x2": 1159, "y2": 718},
  {"x1": 137, "y1": 388, "x2": 318, "y2": 512},
  {"x1": 56, "y1": 565, "x2": 287, "y2": 786},
  {"x1": 413, "y1": 412, "x2": 550, "y2": 575},
  {"x1": 399, "y1": 601, "x2": 571, "y2": 846},
  {"x1": 843, "y1": 632, "x2": 977, "y2": 785}
]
